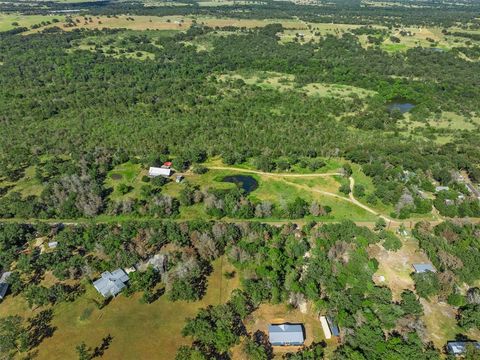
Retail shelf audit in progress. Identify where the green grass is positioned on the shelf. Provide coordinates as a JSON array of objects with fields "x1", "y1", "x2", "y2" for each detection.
[
  {"x1": 104, "y1": 162, "x2": 147, "y2": 201},
  {"x1": 0, "y1": 165, "x2": 45, "y2": 198},
  {"x1": 0, "y1": 257, "x2": 239, "y2": 360},
  {"x1": 0, "y1": 14, "x2": 65, "y2": 32}
]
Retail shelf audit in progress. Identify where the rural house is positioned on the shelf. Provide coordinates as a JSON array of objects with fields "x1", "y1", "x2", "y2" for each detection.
[
  {"x1": 446, "y1": 341, "x2": 480, "y2": 356},
  {"x1": 93, "y1": 269, "x2": 129, "y2": 298},
  {"x1": 149, "y1": 166, "x2": 172, "y2": 177},
  {"x1": 412, "y1": 263, "x2": 436, "y2": 274},
  {"x1": 268, "y1": 324, "x2": 305, "y2": 346}
]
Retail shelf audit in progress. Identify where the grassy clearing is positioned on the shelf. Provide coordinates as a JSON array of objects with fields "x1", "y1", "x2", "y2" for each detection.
[
  {"x1": 104, "y1": 162, "x2": 147, "y2": 201},
  {"x1": 0, "y1": 257, "x2": 239, "y2": 360},
  {"x1": 0, "y1": 13, "x2": 64, "y2": 32},
  {"x1": 33, "y1": 15, "x2": 306, "y2": 33},
  {"x1": 218, "y1": 71, "x2": 376, "y2": 98},
  {"x1": 0, "y1": 165, "x2": 44, "y2": 198}
]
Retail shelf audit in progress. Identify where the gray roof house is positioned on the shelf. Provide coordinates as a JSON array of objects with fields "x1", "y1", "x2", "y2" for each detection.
[
  {"x1": 268, "y1": 324, "x2": 305, "y2": 346},
  {"x1": 446, "y1": 341, "x2": 480, "y2": 355},
  {"x1": 0, "y1": 272, "x2": 12, "y2": 300},
  {"x1": 413, "y1": 263, "x2": 436, "y2": 274},
  {"x1": 93, "y1": 269, "x2": 129, "y2": 298}
]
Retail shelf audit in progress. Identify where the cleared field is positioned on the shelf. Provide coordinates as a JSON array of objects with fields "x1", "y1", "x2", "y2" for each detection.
[
  {"x1": 0, "y1": 257, "x2": 239, "y2": 360},
  {"x1": 242, "y1": 302, "x2": 332, "y2": 358},
  {"x1": 32, "y1": 15, "x2": 306, "y2": 33},
  {"x1": 0, "y1": 13, "x2": 64, "y2": 31},
  {"x1": 0, "y1": 165, "x2": 44, "y2": 198},
  {"x1": 105, "y1": 162, "x2": 148, "y2": 201},
  {"x1": 218, "y1": 71, "x2": 377, "y2": 98}
]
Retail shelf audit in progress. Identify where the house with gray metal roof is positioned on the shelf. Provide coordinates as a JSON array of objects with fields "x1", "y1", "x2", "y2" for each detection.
[
  {"x1": 268, "y1": 324, "x2": 305, "y2": 346},
  {"x1": 412, "y1": 263, "x2": 436, "y2": 274},
  {"x1": 446, "y1": 341, "x2": 480, "y2": 355},
  {"x1": 0, "y1": 272, "x2": 12, "y2": 301},
  {"x1": 93, "y1": 269, "x2": 129, "y2": 298}
]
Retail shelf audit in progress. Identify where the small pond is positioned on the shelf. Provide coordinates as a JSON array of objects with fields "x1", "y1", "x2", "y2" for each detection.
[
  {"x1": 222, "y1": 175, "x2": 259, "y2": 194},
  {"x1": 387, "y1": 101, "x2": 416, "y2": 114}
]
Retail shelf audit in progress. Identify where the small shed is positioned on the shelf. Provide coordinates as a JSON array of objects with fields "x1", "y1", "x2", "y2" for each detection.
[
  {"x1": 319, "y1": 316, "x2": 332, "y2": 339},
  {"x1": 327, "y1": 316, "x2": 340, "y2": 336},
  {"x1": 413, "y1": 264, "x2": 436, "y2": 274},
  {"x1": 93, "y1": 269, "x2": 129, "y2": 298},
  {"x1": 435, "y1": 186, "x2": 449, "y2": 193},
  {"x1": 268, "y1": 324, "x2": 305, "y2": 346},
  {"x1": 48, "y1": 241, "x2": 58, "y2": 249},
  {"x1": 149, "y1": 167, "x2": 172, "y2": 177},
  {"x1": 163, "y1": 162, "x2": 172, "y2": 168},
  {"x1": 446, "y1": 341, "x2": 480, "y2": 355},
  {"x1": 176, "y1": 175, "x2": 184, "y2": 183},
  {"x1": 0, "y1": 272, "x2": 12, "y2": 300}
]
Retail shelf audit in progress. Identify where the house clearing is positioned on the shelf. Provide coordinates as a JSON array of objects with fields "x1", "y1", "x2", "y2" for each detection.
[{"x1": 93, "y1": 269, "x2": 130, "y2": 298}]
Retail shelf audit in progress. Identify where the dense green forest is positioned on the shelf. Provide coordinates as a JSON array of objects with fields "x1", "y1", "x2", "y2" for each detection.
[
  {"x1": 1, "y1": 23, "x2": 480, "y2": 220},
  {"x1": 1, "y1": 1, "x2": 480, "y2": 358}
]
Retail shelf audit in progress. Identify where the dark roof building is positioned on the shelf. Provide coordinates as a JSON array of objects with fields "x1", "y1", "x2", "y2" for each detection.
[
  {"x1": 446, "y1": 341, "x2": 480, "y2": 356},
  {"x1": 268, "y1": 324, "x2": 305, "y2": 346},
  {"x1": 327, "y1": 316, "x2": 340, "y2": 337}
]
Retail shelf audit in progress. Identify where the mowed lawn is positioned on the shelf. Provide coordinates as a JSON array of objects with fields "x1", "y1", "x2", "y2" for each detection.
[{"x1": 0, "y1": 258, "x2": 239, "y2": 360}]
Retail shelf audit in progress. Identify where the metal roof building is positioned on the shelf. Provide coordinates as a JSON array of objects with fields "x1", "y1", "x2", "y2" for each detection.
[
  {"x1": 268, "y1": 324, "x2": 305, "y2": 346},
  {"x1": 412, "y1": 264, "x2": 436, "y2": 273},
  {"x1": 148, "y1": 167, "x2": 172, "y2": 177},
  {"x1": 446, "y1": 341, "x2": 480, "y2": 355},
  {"x1": 0, "y1": 272, "x2": 12, "y2": 300},
  {"x1": 93, "y1": 269, "x2": 129, "y2": 298}
]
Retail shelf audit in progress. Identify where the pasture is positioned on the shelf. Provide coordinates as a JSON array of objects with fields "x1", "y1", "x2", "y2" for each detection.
[{"x1": 0, "y1": 257, "x2": 239, "y2": 360}]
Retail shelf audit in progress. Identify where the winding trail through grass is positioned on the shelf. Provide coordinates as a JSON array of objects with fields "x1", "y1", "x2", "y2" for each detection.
[{"x1": 207, "y1": 166, "x2": 342, "y2": 177}]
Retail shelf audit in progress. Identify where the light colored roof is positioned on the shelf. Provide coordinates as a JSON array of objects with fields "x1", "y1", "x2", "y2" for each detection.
[
  {"x1": 148, "y1": 167, "x2": 171, "y2": 177},
  {"x1": 320, "y1": 316, "x2": 332, "y2": 339},
  {"x1": 0, "y1": 272, "x2": 12, "y2": 283},
  {"x1": 435, "y1": 186, "x2": 449, "y2": 192},
  {"x1": 447, "y1": 341, "x2": 480, "y2": 355},
  {"x1": 269, "y1": 324, "x2": 304, "y2": 345},
  {"x1": 413, "y1": 264, "x2": 436, "y2": 273},
  {"x1": 93, "y1": 269, "x2": 129, "y2": 297},
  {"x1": 48, "y1": 241, "x2": 58, "y2": 248}
]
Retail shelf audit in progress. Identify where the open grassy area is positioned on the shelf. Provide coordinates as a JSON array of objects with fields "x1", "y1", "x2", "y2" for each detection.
[
  {"x1": 218, "y1": 71, "x2": 377, "y2": 99},
  {"x1": 0, "y1": 13, "x2": 64, "y2": 32},
  {"x1": 104, "y1": 162, "x2": 147, "y2": 201},
  {"x1": 31, "y1": 15, "x2": 306, "y2": 34},
  {"x1": 242, "y1": 302, "x2": 333, "y2": 359},
  {"x1": 0, "y1": 257, "x2": 239, "y2": 360},
  {"x1": 0, "y1": 165, "x2": 44, "y2": 198}
]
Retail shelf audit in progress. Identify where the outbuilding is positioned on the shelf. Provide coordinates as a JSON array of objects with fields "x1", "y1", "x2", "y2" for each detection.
[
  {"x1": 446, "y1": 341, "x2": 480, "y2": 356},
  {"x1": 93, "y1": 269, "x2": 129, "y2": 298},
  {"x1": 0, "y1": 272, "x2": 12, "y2": 301},
  {"x1": 412, "y1": 263, "x2": 436, "y2": 274},
  {"x1": 149, "y1": 166, "x2": 172, "y2": 177},
  {"x1": 268, "y1": 324, "x2": 305, "y2": 346}
]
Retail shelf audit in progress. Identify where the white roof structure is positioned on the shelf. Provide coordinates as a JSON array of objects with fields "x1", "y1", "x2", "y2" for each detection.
[
  {"x1": 413, "y1": 263, "x2": 436, "y2": 273},
  {"x1": 268, "y1": 324, "x2": 305, "y2": 346},
  {"x1": 93, "y1": 269, "x2": 129, "y2": 298},
  {"x1": 148, "y1": 167, "x2": 172, "y2": 177},
  {"x1": 0, "y1": 272, "x2": 12, "y2": 300},
  {"x1": 435, "y1": 186, "x2": 450, "y2": 192},
  {"x1": 447, "y1": 341, "x2": 480, "y2": 355},
  {"x1": 320, "y1": 316, "x2": 332, "y2": 339},
  {"x1": 48, "y1": 241, "x2": 58, "y2": 249}
]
